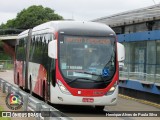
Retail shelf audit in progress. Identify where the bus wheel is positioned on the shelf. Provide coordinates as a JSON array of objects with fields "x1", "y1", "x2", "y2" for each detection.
[
  {"x1": 95, "y1": 106, "x2": 105, "y2": 111},
  {"x1": 19, "y1": 86, "x2": 23, "y2": 90},
  {"x1": 17, "y1": 74, "x2": 22, "y2": 90},
  {"x1": 17, "y1": 73, "x2": 19, "y2": 85},
  {"x1": 42, "y1": 81, "x2": 47, "y2": 102},
  {"x1": 29, "y1": 77, "x2": 32, "y2": 95}
]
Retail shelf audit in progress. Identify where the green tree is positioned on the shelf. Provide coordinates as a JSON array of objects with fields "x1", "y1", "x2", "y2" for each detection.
[
  {"x1": 0, "y1": 5, "x2": 63, "y2": 29},
  {"x1": 0, "y1": 19, "x2": 16, "y2": 29}
]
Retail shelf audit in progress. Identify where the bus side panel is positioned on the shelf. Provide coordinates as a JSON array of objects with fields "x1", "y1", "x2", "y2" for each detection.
[
  {"x1": 15, "y1": 60, "x2": 24, "y2": 87},
  {"x1": 33, "y1": 64, "x2": 47, "y2": 97},
  {"x1": 28, "y1": 62, "x2": 47, "y2": 97}
]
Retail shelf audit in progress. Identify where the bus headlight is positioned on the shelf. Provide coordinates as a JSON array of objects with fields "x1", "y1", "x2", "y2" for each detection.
[
  {"x1": 106, "y1": 82, "x2": 117, "y2": 96},
  {"x1": 57, "y1": 80, "x2": 71, "y2": 95}
]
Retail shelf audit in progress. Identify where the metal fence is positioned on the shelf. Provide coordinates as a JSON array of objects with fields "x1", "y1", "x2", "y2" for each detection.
[
  {"x1": 0, "y1": 78, "x2": 73, "y2": 120},
  {"x1": 119, "y1": 71, "x2": 160, "y2": 83}
]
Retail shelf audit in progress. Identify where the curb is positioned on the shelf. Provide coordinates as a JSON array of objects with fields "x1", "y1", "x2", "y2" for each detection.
[{"x1": 119, "y1": 94, "x2": 160, "y2": 109}]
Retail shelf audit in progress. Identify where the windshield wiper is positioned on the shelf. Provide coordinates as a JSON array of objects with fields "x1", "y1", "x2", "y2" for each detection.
[
  {"x1": 74, "y1": 71, "x2": 101, "y2": 76},
  {"x1": 67, "y1": 77, "x2": 100, "y2": 84}
]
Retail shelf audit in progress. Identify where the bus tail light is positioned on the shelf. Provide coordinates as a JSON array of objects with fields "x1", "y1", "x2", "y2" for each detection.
[
  {"x1": 57, "y1": 80, "x2": 71, "y2": 95},
  {"x1": 105, "y1": 82, "x2": 118, "y2": 96}
]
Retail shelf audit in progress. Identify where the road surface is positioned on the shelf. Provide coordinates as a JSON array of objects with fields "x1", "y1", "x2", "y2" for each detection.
[{"x1": 0, "y1": 70, "x2": 159, "y2": 120}]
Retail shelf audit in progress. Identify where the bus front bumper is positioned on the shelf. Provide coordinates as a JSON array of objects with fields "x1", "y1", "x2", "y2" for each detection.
[{"x1": 50, "y1": 85, "x2": 118, "y2": 106}]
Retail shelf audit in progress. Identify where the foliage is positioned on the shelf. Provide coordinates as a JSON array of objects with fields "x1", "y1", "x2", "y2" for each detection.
[
  {"x1": 0, "y1": 53, "x2": 11, "y2": 60},
  {"x1": 0, "y1": 5, "x2": 63, "y2": 29},
  {"x1": 0, "y1": 41, "x2": 3, "y2": 46},
  {"x1": 0, "y1": 41, "x2": 11, "y2": 60},
  {"x1": 0, "y1": 19, "x2": 16, "y2": 29}
]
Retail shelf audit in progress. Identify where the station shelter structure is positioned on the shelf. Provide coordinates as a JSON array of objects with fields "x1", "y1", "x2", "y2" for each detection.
[{"x1": 93, "y1": 4, "x2": 160, "y2": 103}]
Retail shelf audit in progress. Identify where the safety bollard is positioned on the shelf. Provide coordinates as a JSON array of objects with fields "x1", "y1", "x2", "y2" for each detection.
[
  {"x1": 8, "y1": 85, "x2": 11, "y2": 94},
  {"x1": 2, "y1": 81, "x2": 6, "y2": 93},
  {"x1": 36, "y1": 103, "x2": 42, "y2": 120},
  {"x1": 23, "y1": 94, "x2": 29, "y2": 111},
  {"x1": 41, "y1": 108, "x2": 50, "y2": 120}
]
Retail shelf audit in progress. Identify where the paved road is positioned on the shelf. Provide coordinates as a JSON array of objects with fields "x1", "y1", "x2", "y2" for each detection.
[{"x1": 0, "y1": 70, "x2": 160, "y2": 120}]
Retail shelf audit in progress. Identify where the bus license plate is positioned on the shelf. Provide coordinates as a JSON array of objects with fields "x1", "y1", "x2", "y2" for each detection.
[{"x1": 82, "y1": 98, "x2": 94, "y2": 103}]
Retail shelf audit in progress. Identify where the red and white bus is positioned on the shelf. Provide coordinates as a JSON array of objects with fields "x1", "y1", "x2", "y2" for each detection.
[{"x1": 14, "y1": 21, "x2": 125, "y2": 110}]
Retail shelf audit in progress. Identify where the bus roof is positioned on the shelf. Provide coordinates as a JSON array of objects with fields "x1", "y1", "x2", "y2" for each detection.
[
  {"x1": 18, "y1": 29, "x2": 29, "y2": 39},
  {"x1": 32, "y1": 21, "x2": 115, "y2": 36},
  {"x1": 18, "y1": 21, "x2": 116, "y2": 38}
]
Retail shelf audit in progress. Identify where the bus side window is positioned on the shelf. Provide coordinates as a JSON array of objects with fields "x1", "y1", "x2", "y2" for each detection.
[
  {"x1": 30, "y1": 36, "x2": 35, "y2": 61},
  {"x1": 40, "y1": 36, "x2": 43, "y2": 46},
  {"x1": 42, "y1": 35, "x2": 47, "y2": 67},
  {"x1": 17, "y1": 38, "x2": 26, "y2": 61},
  {"x1": 36, "y1": 35, "x2": 42, "y2": 63},
  {"x1": 16, "y1": 40, "x2": 21, "y2": 60}
]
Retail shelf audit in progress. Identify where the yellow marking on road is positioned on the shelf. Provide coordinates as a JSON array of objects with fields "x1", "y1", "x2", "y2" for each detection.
[{"x1": 119, "y1": 94, "x2": 160, "y2": 109}]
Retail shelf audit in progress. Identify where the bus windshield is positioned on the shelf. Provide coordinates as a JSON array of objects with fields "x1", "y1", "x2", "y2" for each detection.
[{"x1": 59, "y1": 35, "x2": 116, "y2": 83}]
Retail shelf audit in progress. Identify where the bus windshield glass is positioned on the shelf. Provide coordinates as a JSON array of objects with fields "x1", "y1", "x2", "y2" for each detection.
[{"x1": 59, "y1": 35, "x2": 116, "y2": 83}]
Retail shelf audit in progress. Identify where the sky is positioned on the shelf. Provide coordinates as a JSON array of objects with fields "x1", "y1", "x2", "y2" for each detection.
[{"x1": 0, "y1": 0, "x2": 160, "y2": 24}]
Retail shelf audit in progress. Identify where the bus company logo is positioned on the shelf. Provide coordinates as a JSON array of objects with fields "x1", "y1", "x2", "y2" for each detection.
[
  {"x1": 93, "y1": 91, "x2": 104, "y2": 95},
  {"x1": 5, "y1": 92, "x2": 23, "y2": 110}
]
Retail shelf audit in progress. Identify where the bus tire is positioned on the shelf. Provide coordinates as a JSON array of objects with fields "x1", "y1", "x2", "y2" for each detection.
[
  {"x1": 42, "y1": 81, "x2": 47, "y2": 102},
  {"x1": 17, "y1": 73, "x2": 22, "y2": 90},
  {"x1": 29, "y1": 76, "x2": 32, "y2": 95},
  {"x1": 95, "y1": 106, "x2": 105, "y2": 111},
  {"x1": 17, "y1": 73, "x2": 19, "y2": 85}
]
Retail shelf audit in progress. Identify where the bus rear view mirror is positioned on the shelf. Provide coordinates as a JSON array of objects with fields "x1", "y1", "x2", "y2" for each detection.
[
  {"x1": 48, "y1": 40, "x2": 57, "y2": 59},
  {"x1": 117, "y1": 42, "x2": 125, "y2": 62}
]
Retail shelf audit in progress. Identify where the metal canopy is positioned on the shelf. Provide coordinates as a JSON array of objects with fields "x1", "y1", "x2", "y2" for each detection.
[{"x1": 92, "y1": 4, "x2": 160, "y2": 27}]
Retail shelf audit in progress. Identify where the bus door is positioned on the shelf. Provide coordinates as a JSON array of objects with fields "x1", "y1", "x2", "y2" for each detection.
[
  {"x1": 24, "y1": 29, "x2": 32, "y2": 90},
  {"x1": 47, "y1": 58, "x2": 56, "y2": 101}
]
